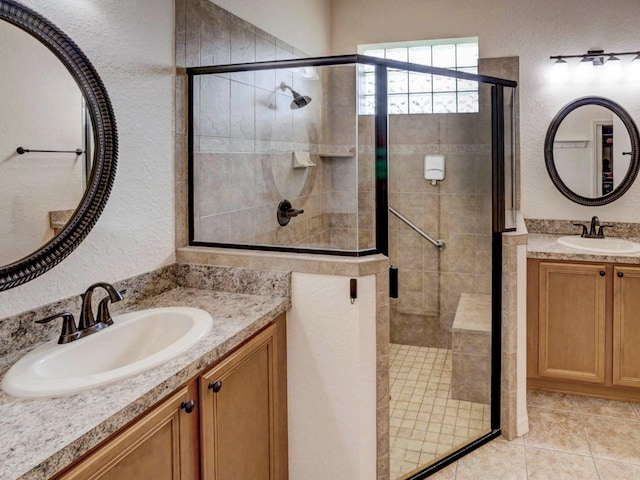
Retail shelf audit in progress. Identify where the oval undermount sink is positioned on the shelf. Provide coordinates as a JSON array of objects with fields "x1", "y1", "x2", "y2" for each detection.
[
  {"x1": 557, "y1": 236, "x2": 640, "y2": 254},
  {"x1": 1, "y1": 307, "x2": 213, "y2": 398}
]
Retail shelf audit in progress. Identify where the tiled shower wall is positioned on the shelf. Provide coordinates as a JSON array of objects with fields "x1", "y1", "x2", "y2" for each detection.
[
  {"x1": 176, "y1": 0, "x2": 366, "y2": 251},
  {"x1": 388, "y1": 57, "x2": 519, "y2": 349}
]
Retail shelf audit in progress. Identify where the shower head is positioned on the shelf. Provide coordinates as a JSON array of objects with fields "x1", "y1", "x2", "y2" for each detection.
[{"x1": 280, "y1": 81, "x2": 312, "y2": 109}]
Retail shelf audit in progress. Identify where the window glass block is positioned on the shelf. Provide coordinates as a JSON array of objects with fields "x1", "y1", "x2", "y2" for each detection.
[
  {"x1": 388, "y1": 94, "x2": 408, "y2": 114},
  {"x1": 409, "y1": 72, "x2": 432, "y2": 93},
  {"x1": 457, "y1": 67, "x2": 478, "y2": 91},
  {"x1": 408, "y1": 46, "x2": 432, "y2": 66},
  {"x1": 409, "y1": 94, "x2": 433, "y2": 114},
  {"x1": 457, "y1": 92, "x2": 479, "y2": 113},
  {"x1": 362, "y1": 49, "x2": 384, "y2": 71},
  {"x1": 358, "y1": 39, "x2": 478, "y2": 115},
  {"x1": 432, "y1": 44, "x2": 456, "y2": 67},
  {"x1": 364, "y1": 71, "x2": 376, "y2": 95},
  {"x1": 433, "y1": 92, "x2": 457, "y2": 113},
  {"x1": 386, "y1": 47, "x2": 408, "y2": 62},
  {"x1": 457, "y1": 43, "x2": 479, "y2": 67},
  {"x1": 433, "y1": 74, "x2": 456, "y2": 92},
  {"x1": 388, "y1": 70, "x2": 408, "y2": 93},
  {"x1": 359, "y1": 95, "x2": 376, "y2": 115}
]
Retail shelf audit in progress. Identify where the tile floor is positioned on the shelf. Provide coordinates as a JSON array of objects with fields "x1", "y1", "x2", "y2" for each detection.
[
  {"x1": 389, "y1": 344, "x2": 491, "y2": 479},
  {"x1": 430, "y1": 388, "x2": 640, "y2": 479}
]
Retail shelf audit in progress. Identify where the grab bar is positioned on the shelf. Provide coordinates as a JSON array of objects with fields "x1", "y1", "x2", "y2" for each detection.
[{"x1": 389, "y1": 206, "x2": 446, "y2": 251}]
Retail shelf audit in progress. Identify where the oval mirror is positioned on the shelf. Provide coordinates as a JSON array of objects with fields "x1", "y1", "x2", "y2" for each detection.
[
  {"x1": 544, "y1": 96, "x2": 640, "y2": 206},
  {"x1": 0, "y1": 0, "x2": 117, "y2": 290}
]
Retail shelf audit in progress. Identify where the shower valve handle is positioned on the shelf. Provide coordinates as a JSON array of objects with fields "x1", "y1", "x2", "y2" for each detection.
[
  {"x1": 277, "y1": 199, "x2": 304, "y2": 226},
  {"x1": 287, "y1": 208, "x2": 304, "y2": 217}
]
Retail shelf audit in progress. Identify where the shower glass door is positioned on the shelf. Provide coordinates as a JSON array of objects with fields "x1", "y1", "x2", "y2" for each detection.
[
  {"x1": 188, "y1": 54, "x2": 517, "y2": 480},
  {"x1": 381, "y1": 63, "x2": 509, "y2": 478}
]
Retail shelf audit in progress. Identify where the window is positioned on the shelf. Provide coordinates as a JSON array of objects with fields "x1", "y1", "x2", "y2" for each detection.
[{"x1": 358, "y1": 38, "x2": 479, "y2": 115}]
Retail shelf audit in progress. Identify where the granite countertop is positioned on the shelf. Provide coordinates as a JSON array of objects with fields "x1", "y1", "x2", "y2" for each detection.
[
  {"x1": 0, "y1": 287, "x2": 290, "y2": 480},
  {"x1": 527, "y1": 233, "x2": 640, "y2": 264}
]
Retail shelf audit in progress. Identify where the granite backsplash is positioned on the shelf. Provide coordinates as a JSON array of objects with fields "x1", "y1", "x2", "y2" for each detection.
[
  {"x1": 525, "y1": 218, "x2": 640, "y2": 238},
  {"x1": 0, "y1": 263, "x2": 290, "y2": 356}
]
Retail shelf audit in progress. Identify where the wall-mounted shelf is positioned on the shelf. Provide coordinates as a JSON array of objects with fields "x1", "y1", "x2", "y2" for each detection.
[{"x1": 318, "y1": 152, "x2": 355, "y2": 158}]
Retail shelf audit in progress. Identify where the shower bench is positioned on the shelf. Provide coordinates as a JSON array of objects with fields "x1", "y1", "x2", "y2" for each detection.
[{"x1": 451, "y1": 293, "x2": 492, "y2": 404}]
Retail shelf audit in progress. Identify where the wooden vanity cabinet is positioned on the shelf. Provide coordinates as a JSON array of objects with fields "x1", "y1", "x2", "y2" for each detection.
[
  {"x1": 199, "y1": 321, "x2": 287, "y2": 480},
  {"x1": 528, "y1": 259, "x2": 640, "y2": 400},
  {"x1": 54, "y1": 315, "x2": 287, "y2": 480},
  {"x1": 56, "y1": 382, "x2": 200, "y2": 480},
  {"x1": 613, "y1": 266, "x2": 640, "y2": 388}
]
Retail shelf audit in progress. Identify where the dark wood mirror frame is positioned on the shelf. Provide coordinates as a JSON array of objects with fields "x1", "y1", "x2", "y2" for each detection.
[
  {"x1": 0, "y1": 0, "x2": 117, "y2": 290},
  {"x1": 544, "y1": 96, "x2": 640, "y2": 206}
]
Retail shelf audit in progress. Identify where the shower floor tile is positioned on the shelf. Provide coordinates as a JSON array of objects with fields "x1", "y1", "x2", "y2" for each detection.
[{"x1": 389, "y1": 344, "x2": 491, "y2": 479}]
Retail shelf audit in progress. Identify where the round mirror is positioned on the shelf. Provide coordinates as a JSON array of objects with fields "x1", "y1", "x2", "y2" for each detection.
[
  {"x1": 0, "y1": 0, "x2": 117, "y2": 290},
  {"x1": 544, "y1": 96, "x2": 640, "y2": 206}
]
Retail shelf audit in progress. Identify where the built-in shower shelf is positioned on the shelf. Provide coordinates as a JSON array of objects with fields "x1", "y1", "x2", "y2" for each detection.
[{"x1": 318, "y1": 152, "x2": 355, "y2": 158}]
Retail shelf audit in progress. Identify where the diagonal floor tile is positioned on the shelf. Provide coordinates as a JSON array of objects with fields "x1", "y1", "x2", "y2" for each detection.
[
  {"x1": 524, "y1": 407, "x2": 591, "y2": 455},
  {"x1": 574, "y1": 395, "x2": 639, "y2": 421},
  {"x1": 582, "y1": 415, "x2": 640, "y2": 464},
  {"x1": 594, "y1": 458, "x2": 640, "y2": 479},
  {"x1": 526, "y1": 388, "x2": 578, "y2": 412},
  {"x1": 455, "y1": 440, "x2": 526, "y2": 480},
  {"x1": 525, "y1": 447, "x2": 598, "y2": 480}
]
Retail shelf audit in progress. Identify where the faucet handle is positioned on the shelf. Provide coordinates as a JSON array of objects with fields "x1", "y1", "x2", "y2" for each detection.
[
  {"x1": 573, "y1": 223, "x2": 588, "y2": 237},
  {"x1": 597, "y1": 224, "x2": 614, "y2": 238},
  {"x1": 35, "y1": 312, "x2": 81, "y2": 344}
]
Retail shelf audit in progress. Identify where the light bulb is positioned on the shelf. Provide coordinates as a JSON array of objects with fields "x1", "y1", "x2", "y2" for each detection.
[
  {"x1": 576, "y1": 57, "x2": 594, "y2": 81},
  {"x1": 604, "y1": 55, "x2": 623, "y2": 80},
  {"x1": 551, "y1": 58, "x2": 569, "y2": 83},
  {"x1": 629, "y1": 54, "x2": 640, "y2": 80}
]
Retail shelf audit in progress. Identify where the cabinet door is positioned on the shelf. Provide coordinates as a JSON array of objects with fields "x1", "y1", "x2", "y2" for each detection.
[
  {"x1": 613, "y1": 266, "x2": 640, "y2": 388},
  {"x1": 199, "y1": 321, "x2": 286, "y2": 480},
  {"x1": 57, "y1": 383, "x2": 199, "y2": 480},
  {"x1": 538, "y1": 262, "x2": 607, "y2": 383}
]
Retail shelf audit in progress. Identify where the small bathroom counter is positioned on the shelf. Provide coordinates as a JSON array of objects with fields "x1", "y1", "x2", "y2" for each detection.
[
  {"x1": 527, "y1": 233, "x2": 640, "y2": 264},
  {"x1": 0, "y1": 287, "x2": 290, "y2": 480}
]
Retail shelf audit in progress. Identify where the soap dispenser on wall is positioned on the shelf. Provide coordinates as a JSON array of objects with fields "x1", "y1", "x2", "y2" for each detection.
[{"x1": 424, "y1": 154, "x2": 445, "y2": 185}]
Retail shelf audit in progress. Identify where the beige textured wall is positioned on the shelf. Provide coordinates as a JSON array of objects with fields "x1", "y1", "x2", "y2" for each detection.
[
  {"x1": 331, "y1": 0, "x2": 640, "y2": 223},
  {"x1": 1, "y1": 0, "x2": 175, "y2": 318},
  {"x1": 177, "y1": 1, "x2": 366, "y2": 252}
]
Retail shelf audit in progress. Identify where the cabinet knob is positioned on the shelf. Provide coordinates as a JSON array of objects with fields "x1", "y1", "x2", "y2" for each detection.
[
  {"x1": 208, "y1": 380, "x2": 222, "y2": 393},
  {"x1": 618, "y1": 272, "x2": 624, "y2": 278},
  {"x1": 600, "y1": 271, "x2": 606, "y2": 276},
  {"x1": 180, "y1": 399, "x2": 196, "y2": 414}
]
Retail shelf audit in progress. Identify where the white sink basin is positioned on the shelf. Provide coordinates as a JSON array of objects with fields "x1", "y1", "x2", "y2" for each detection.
[
  {"x1": 557, "y1": 236, "x2": 640, "y2": 254},
  {"x1": 1, "y1": 307, "x2": 213, "y2": 398}
]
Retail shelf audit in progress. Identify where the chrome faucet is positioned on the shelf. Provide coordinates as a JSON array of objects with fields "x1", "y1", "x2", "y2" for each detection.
[
  {"x1": 573, "y1": 216, "x2": 613, "y2": 239},
  {"x1": 36, "y1": 282, "x2": 124, "y2": 344}
]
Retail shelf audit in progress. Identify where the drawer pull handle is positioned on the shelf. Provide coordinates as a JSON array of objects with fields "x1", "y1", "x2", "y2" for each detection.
[
  {"x1": 180, "y1": 400, "x2": 196, "y2": 414},
  {"x1": 600, "y1": 271, "x2": 606, "y2": 276},
  {"x1": 209, "y1": 380, "x2": 223, "y2": 393},
  {"x1": 618, "y1": 272, "x2": 624, "y2": 278}
]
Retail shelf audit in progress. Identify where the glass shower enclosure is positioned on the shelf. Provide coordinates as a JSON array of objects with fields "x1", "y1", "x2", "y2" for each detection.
[{"x1": 186, "y1": 55, "x2": 517, "y2": 479}]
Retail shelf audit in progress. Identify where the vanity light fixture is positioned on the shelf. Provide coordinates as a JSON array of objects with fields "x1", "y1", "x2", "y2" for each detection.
[
  {"x1": 603, "y1": 54, "x2": 623, "y2": 79},
  {"x1": 550, "y1": 49, "x2": 640, "y2": 82},
  {"x1": 576, "y1": 57, "x2": 594, "y2": 81},
  {"x1": 551, "y1": 58, "x2": 569, "y2": 83},
  {"x1": 629, "y1": 53, "x2": 640, "y2": 80}
]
